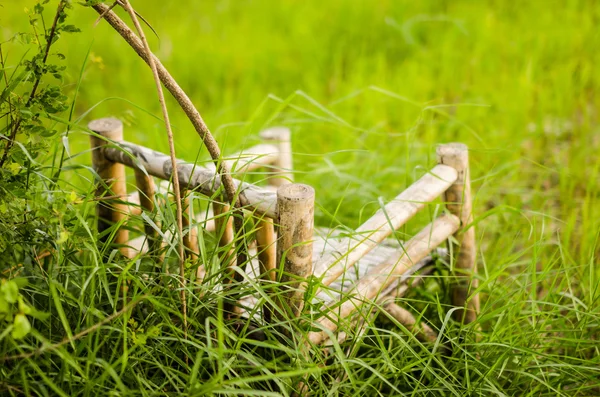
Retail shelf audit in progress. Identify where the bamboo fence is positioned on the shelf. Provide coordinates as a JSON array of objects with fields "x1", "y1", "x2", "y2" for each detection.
[{"x1": 89, "y1": 117, "x2": 480, "y2": 348}]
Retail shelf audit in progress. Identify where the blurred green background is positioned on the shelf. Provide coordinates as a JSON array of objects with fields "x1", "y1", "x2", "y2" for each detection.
[{"x1": 1, "y1": 0, "x2": 598, "y2": 258}]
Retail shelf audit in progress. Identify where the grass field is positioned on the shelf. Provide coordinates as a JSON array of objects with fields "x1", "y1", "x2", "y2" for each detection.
[{"x1": 1, "y1": 0, "x2": 599, "y2": 395}]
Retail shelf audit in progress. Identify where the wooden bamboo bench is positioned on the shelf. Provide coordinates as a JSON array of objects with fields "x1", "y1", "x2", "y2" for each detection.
[{"x1": 89, "y1": 117, "x2": 480, "y2": 346}]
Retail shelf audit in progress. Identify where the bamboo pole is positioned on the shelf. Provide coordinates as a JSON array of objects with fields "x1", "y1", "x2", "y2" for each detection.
[
  {"x1": 256, "y1": 216, "x2": 276, "y2": 322},
  {"x1": 260, "y1": 127, "x2": 293, "y2": 187},
  {"x1": 313, "y1": 164, "x2": 458, "y2": 287},
  {"x1": 381, "y1": 302, "x2": 438, "y2": 344},
  {"x1": 213, "y1": 202, "x2": 235, "y2": 271},
  {"x1": 436, "y1": 143, "x2": 479, "y2": 324},
  {"x1": 133, "y1": 168, "x2": 161, "y2": 256},
  {"x1": 331, "y1": 264, "x2": 436, "y2": 346},
  {"x1": 276, "y1": 183, "x2": 315, "y2": 318},
  {"x1": 103, "y1": 141, "x2": 278, "y2": 218},
  {"x1": 308, "y1": 214, "x2": 459, "y2": 345},
  {"x1": 89, "y1": 118, "x2": 130, "y2": 257}
]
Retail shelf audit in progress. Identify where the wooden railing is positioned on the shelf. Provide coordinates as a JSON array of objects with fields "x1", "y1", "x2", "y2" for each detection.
[{"x1": 89, "y1": 117, "x2": 479, "y2": 345}]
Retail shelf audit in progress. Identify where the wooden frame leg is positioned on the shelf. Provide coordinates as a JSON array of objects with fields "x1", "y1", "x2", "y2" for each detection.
[
  {"x1": 276, "y1": 183, "x2": 315, "y2": 318},
  {"x1": 89, "y1": 118, "x2": 130, "y2": 258},
  {"x1": 437, "y1": 143, "x2": 479, "y2": 324}
]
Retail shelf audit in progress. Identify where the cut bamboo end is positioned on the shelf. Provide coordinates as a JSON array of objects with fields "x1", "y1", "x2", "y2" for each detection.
[
  {"x1": 260, "y1": 127, "x2": 293, "y2": 187},
  {"x1": 437, "y1": 143, "x2": 479, "y2": 324},
  {"x1": 89, "y1": 118, "x2": 130, "y2": 257},
  {"x1": 308, "y1": 214, "x2": 459, "y2": 345},
  {"x1": 276, "y1": 183, "x2": 315, "y2": 318},
  {"x1": 382, "y1": 302, "x2": 438, "y2": 344},
  {"x1": 314, "y1": 164, "x2": 458, "y2": 287}
]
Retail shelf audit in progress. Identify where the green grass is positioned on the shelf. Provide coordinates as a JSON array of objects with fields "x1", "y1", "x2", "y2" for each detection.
[{"x1": 1, "y1": 0, "x2": 599, "y2": 395}]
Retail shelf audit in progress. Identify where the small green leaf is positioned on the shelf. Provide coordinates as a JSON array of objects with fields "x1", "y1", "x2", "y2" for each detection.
[
  {"x1": 7, "y1": 162, "x2": 21, "y2": 175},
  {"x1": 61, "y1": 25, "x2": 81, "y2": 33},
  {"x1": 12, "y1": 278, "x2": 29, "y2": 289},
  {"x1": 12, "y1": 313, "x2": 31, "y2": 340},
  {"x1": 27, "y1": 307, "x2": 50, "y2": 321},
  {"x1": 0, "y1": 299, "x2": 10, "y2": 320},
  {"x1": 2, "y1": 280, "x2": 19, "y2": 303},
  {"x1": 57, "y1": 230, "x2": 69, "y2": 244},
  {"x1": 18, "y1": 296, "x2": 32, "y2": 314}
]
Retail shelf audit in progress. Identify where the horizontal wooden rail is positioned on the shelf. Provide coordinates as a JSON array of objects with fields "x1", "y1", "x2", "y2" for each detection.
[
  {"x1": 308, "y1": 213, "x2": 460, "y2": 345},
  {"x1": 103, "y1": 141, "x2": 278, "y2": 218},
  {"x1": 314, "y1": 164, "x2": 458, "y2": 286}
]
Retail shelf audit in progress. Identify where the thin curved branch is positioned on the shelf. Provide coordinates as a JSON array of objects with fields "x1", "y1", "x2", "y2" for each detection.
[
  {"x1": 120, "y1": 0, "x2": 187, "y2": 335},
  {"x1": 92, "y1": 2, "x2": 249, "y2": 288}
]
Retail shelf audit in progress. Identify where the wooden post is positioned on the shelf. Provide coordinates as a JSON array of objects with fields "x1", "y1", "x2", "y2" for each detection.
[
  {"x1": 134, "y1": 169, "x2": 161, "y2": 256},
  {"x1": 89, "y1": 118, "x2": 130, "y2": 257},
  {"x1": 436, "y1": 143, "x2": 479, "y2": 324},
  {"x1": 260, "y1": 127, "x2": 293, "y2": 187},
  {"x1": 256, "y1": 216, "x2": 276, "y2": 322},
  {"x1": 276, "y1": 183, "x2": 315, "y2": 318}
]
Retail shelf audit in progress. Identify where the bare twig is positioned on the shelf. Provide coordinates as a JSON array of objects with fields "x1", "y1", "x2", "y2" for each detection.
[
  {"x1": 120, "y1": 0, "x2": 188, "y2": 335},
  {"x1": 91, "y1": 3, "x2": 249, "y2": 283}
]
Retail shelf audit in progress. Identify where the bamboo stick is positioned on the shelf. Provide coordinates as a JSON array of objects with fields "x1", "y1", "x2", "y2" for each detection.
[
  {"x1": 89, "y1": 118, "x2": 130, "y2": 257},
  {"x1": 213, "y1": 202, "x2": 236, "y2": 271},
  {"x1": 133, "y1": 168, "x2": 161, "y2": 255},
  {"x1": 260, "y1": 127, "x2": 293, "y2": 187},
  {"x1": 381, "y1": 302, "x2": 438, "y2": 344},
  {"x1": 255, "y1": 216, "x2": 276, "y2": 322},
  {"x1": 436, "y1": 143, "x2": 479, "y2": 324},
  {"x1": 103, "y1": 141, "x2": 278, "y2": 218},
  {"x1": 276, "y1": 183, "x2": 315, "y2": 317},
  {"x1": 331, "y1": 264, "x2": 436, "y2": 346},
  {"x1": 308, "y1": 214, "x2": 459, "y2": 345},
  {"x1": 256, "y1": 218, "x2": 277, "y2": 282},
  {"x1": 313, "y1": 164, "x2": 458, "y2": 287}
]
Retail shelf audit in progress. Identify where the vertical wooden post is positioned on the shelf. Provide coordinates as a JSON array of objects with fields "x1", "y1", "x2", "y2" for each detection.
[
  {"x1": 134, "y1": 169, "x2": 161, "y2": 256},
  {"x1": 259, "y1": 127, "x2": 293, "y2": 321},
  {"x1": 436, "y1": 143, "x2": 479, "y2": 324},
  {"x1": 276, "y1": 183, "x2": 315, "y2": 318},
  {"x1": 89, "y1": 118, "x2": 130, "y2": 257},
  {"x1": 260, "y1": 127, "x2": 293, "y2": 187},
  {"x1": 256, "y1": 216, "x2": 276, "y2": 322}
]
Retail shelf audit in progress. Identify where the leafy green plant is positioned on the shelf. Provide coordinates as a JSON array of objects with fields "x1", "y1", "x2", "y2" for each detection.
[
  {"x1": 0, "y1": 0, "x2": 79, "y2": 266},
  {"x1": 0, "y1": 278, "x2": 49, "y2": 340}
]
